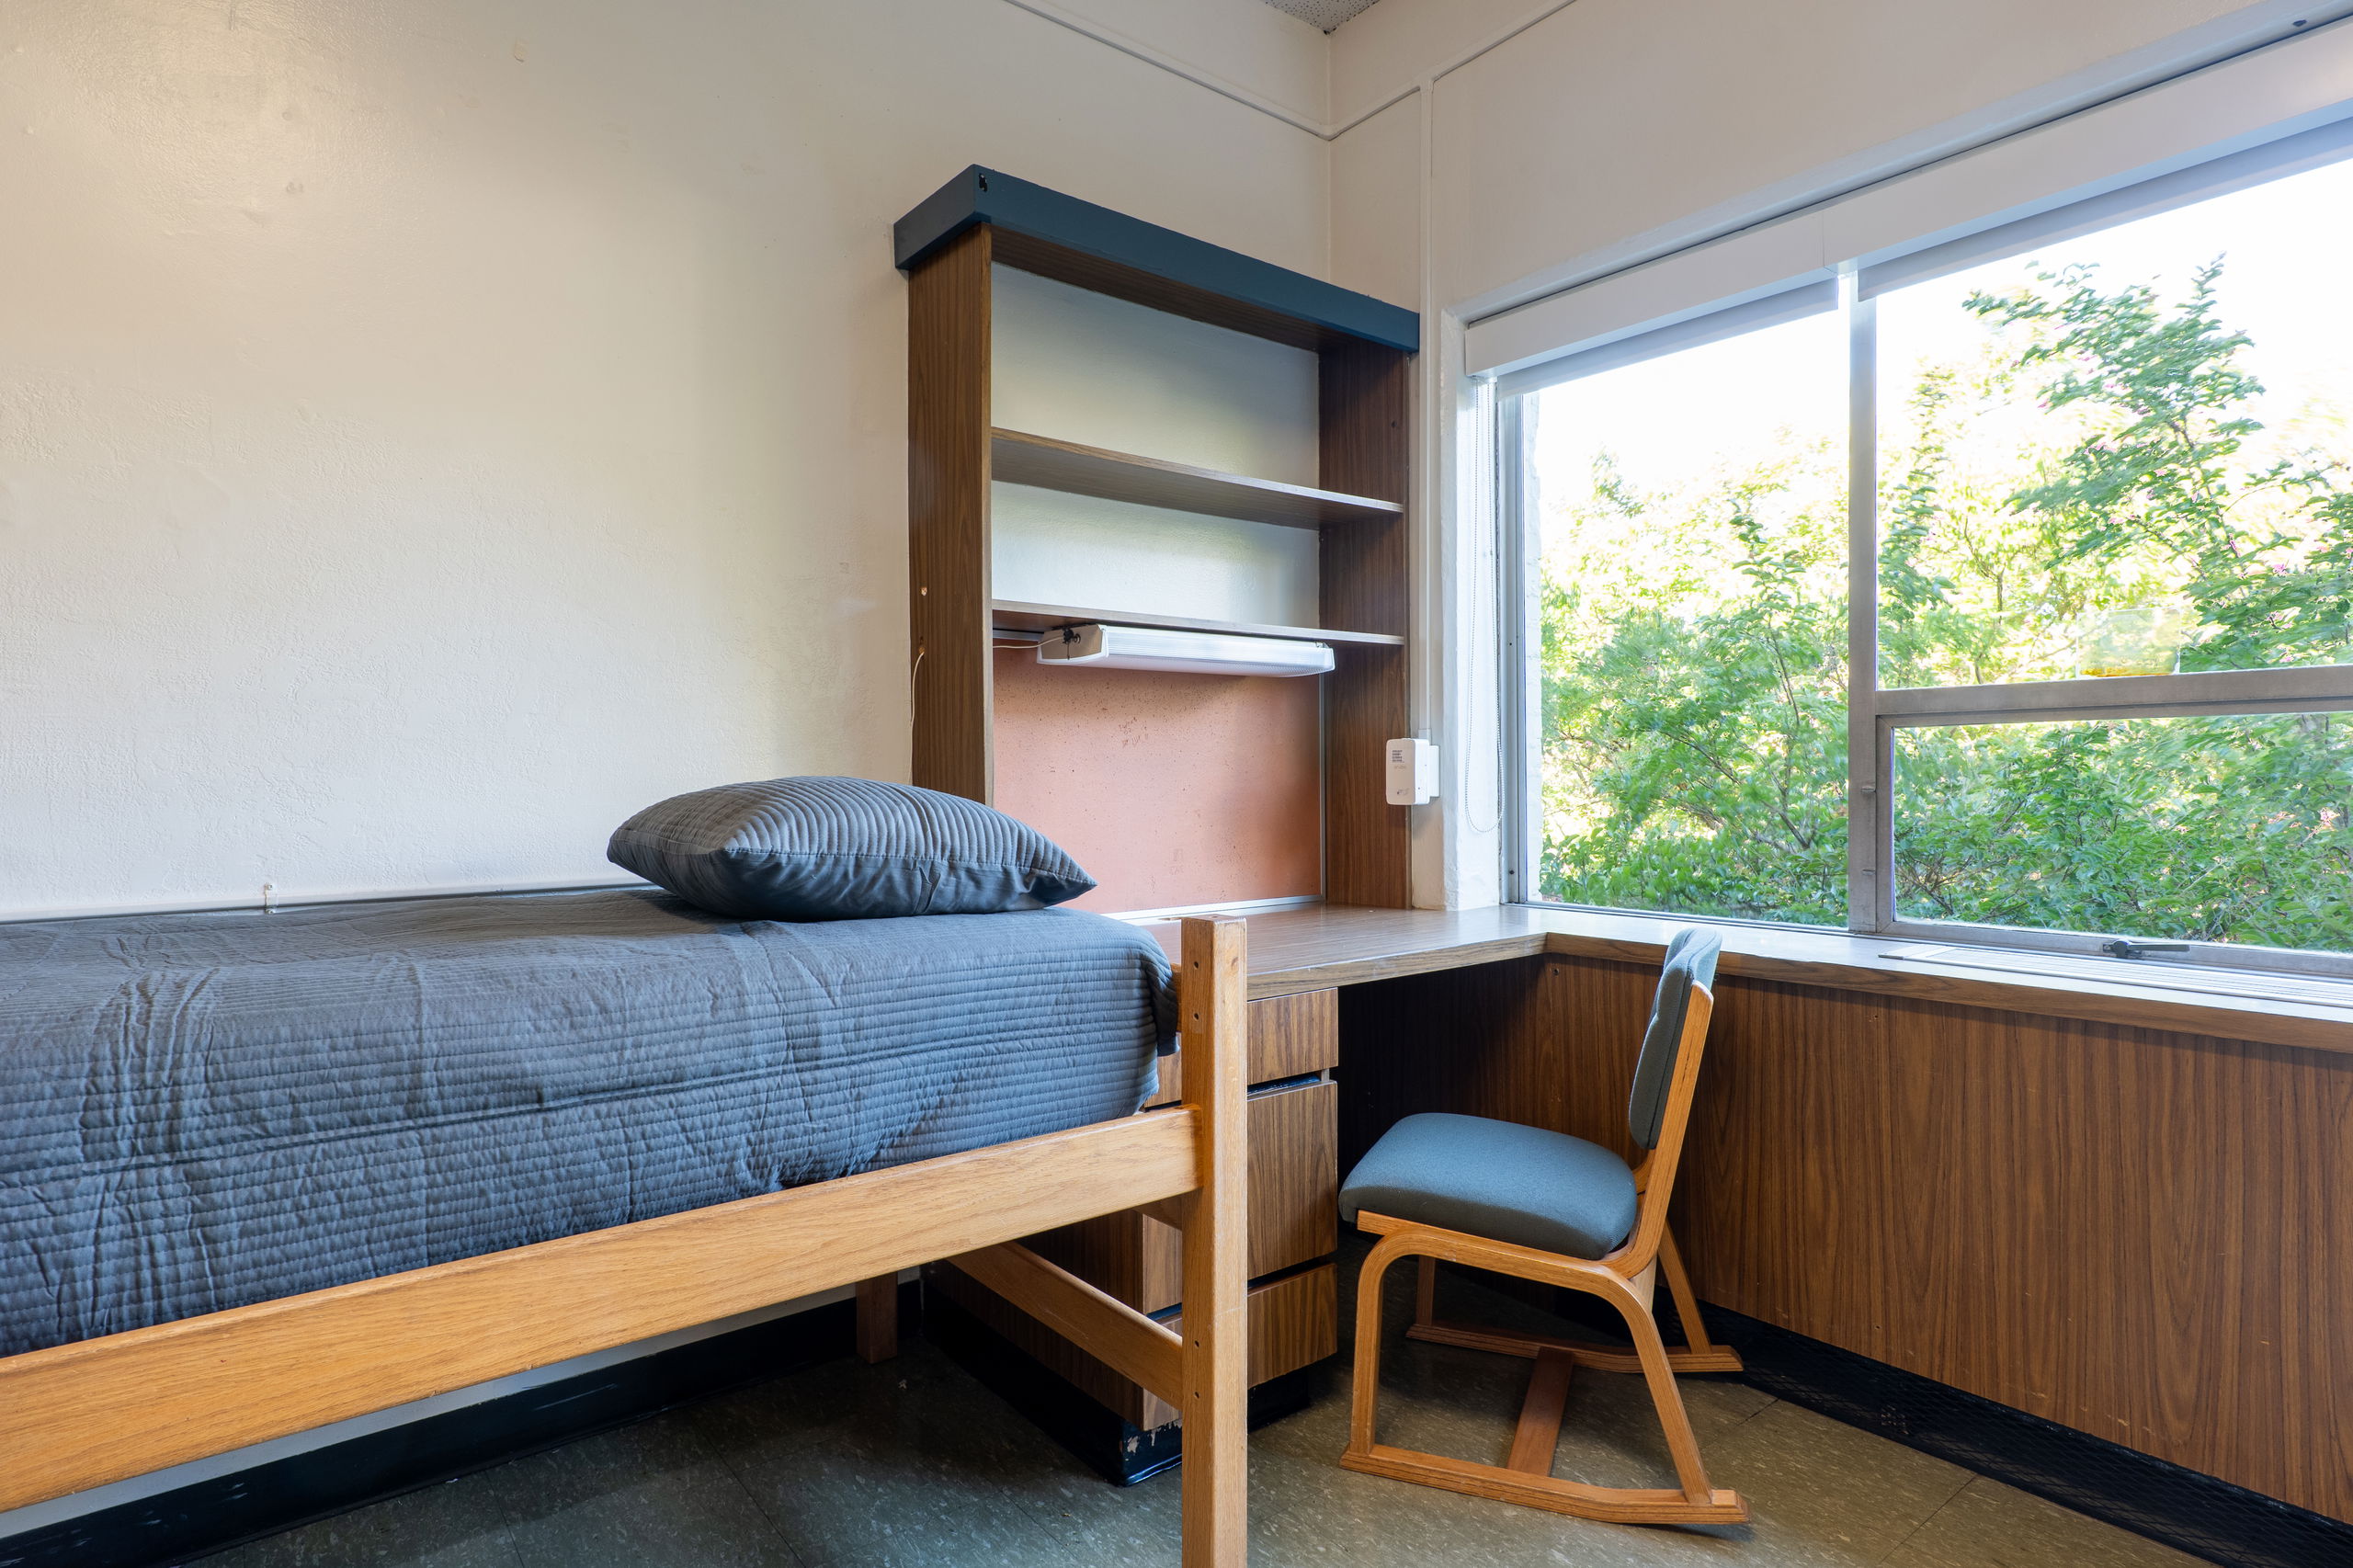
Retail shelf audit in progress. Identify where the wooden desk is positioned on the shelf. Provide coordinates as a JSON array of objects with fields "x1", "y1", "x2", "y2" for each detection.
[
  {"x1": 1216, "y1": 903, "x2": 2353, "y2": 1530},
  {"x1": 1150, "y1": 903, "x2": 1555, "y2": 999},
  {"x1": 956, "y1": 901, "x2": 2353, "y2": 1523}
]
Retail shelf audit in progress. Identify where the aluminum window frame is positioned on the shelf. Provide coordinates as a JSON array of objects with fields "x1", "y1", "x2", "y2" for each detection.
[
  {"x1": 1495, "y1": 389, "x2": 1540, "y2": 908},
  {"x1": 1502, "y1": 221, "x2": 2353, "y2": 979}
]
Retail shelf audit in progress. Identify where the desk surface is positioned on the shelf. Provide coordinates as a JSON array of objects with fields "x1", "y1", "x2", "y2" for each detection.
[{"x1": 1142, "y1": 902, "x2": 2353, "y2": 1056}]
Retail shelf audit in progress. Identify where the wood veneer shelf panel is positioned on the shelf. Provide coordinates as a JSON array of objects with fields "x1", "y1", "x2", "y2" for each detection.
[
  {"x1": 991, "y1": 599, "x2": 1404, "y2": 647},
  {"x1": 993, "y1": 428, "x2": 1403, "y2": 530},
  {"x1": 902, "y1": 169, "x2": 1416, "y2": 906}
]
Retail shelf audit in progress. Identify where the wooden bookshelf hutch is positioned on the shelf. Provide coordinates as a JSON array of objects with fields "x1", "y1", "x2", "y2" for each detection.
[{"x1": 896, "y1": 166, "x2": 1419, "y2": 1479}]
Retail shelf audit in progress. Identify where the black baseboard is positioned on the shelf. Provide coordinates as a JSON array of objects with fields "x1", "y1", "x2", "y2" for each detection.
[
  {"x1": 1499, "y1": 1273, "x2": 2353, "y2": 1568},
  {"x1": 924, "y1": 1290, "x2": 1320, "y2": 1484},
  {"x1": 1690, "y1": 1302, "x2": 2353, "y2": 1568},
  {"x1": 0, "y1": 1283, "x2": 916, "y2": 1568}
]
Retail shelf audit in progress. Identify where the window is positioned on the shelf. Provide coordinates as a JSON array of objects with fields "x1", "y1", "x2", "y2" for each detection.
[
  {"x1": 1506, "y1": 150, "x2": 2353, "y2": 970},
  {"x1": 1516, "y1": 308, "x2": 1849, "y2": 926}
]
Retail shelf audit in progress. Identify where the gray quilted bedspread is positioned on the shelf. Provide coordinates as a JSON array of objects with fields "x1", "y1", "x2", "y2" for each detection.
[{"x1": 0, "y1": 890, "x2": 1173, "y2": 1357}]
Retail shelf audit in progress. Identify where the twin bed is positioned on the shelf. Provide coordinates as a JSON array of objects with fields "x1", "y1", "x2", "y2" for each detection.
[{"x1": 0, "y1": 888, "x2": 1253, "y2": 1564}]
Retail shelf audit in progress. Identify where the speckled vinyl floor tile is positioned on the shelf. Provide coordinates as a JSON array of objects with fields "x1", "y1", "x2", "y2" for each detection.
[{"x1": 191, "y1": 1274, "x2": 2199, "y2": 1568}]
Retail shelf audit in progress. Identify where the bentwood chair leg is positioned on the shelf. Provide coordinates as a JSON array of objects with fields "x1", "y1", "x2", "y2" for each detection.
[
  {"x1": 1403, "y1": 1227, "x2": 1740, "y2": 1376},
  {"x1": 1347, "y1": 1235, "x2": 1412, "y2": 1459},
  {"x1": 1657, "y1": 1229, "x2": 1737, "y2": 1368},
  {"x1": 1609, "y1": 1277, "x2": 1717, "y2": 1504}
]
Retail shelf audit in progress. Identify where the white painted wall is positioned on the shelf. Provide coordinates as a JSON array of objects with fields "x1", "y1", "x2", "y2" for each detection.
[
  {"x1": 1030, "y1": 0, "x2": 1331, "y2": 127},
  {"x1": 1328, "y1": 93, "x2": 1421, "y2": 311},
  {"x1": 1333, "y1": 0, "x2": 2349, "y2": 317},
  {"x1": 0, "y1": 0, "x2": 1326, "y2": 920},
  {"x1": 1426, "y1": 0, "x2": 2350, "y2": 318},
  {"x1": 1328, "y1": 0, "x2": 1531, "y2": 128}
]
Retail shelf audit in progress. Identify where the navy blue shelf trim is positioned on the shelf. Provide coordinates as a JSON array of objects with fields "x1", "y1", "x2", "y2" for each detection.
[{"x1": 893, "y1": 165, "x2": 1419, "y2": 353}]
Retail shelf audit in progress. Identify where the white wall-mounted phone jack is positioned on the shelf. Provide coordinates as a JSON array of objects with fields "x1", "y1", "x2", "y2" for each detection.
[{"x1": 1385, "y1": 738, "x2": 1438, "y2": 806}]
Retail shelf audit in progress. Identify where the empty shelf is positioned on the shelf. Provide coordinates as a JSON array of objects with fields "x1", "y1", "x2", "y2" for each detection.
[
  {"x1": 991, "y1": 599, "x2": 1404, "y2": 647},
  {"x1": 991, "y1": 429, "x2": 1404, "y2": 530}
]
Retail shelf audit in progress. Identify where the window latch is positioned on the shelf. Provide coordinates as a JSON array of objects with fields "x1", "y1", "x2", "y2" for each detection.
[{"x1": 2101, "y1": 939, "x2": 2189, "y2": 960}]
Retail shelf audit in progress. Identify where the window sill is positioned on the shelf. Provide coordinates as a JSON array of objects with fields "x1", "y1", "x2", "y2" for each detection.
[{"x1": 1521, "y1": 904, "x2": 2353, "y2": 1058}]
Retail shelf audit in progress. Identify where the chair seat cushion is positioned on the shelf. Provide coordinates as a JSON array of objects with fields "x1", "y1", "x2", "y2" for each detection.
[{"x1": 1338, "y1": 1113, "x2": 1638, "y2": 1261}]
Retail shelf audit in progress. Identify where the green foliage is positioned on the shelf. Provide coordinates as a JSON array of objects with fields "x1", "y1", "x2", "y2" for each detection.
[
  {"x1": 1538, "y1": 443, "x2": 1848, "y2": 926},
  {"x1": 1965, "y1": 262, "x2": 2353, "y2": 672},
  {"x1": 1538, "y1": 256, "x2": 2353, "y2": 950},
  {"x1": 1894, "y1": 713, "x2": 2353, "y2": 946}
]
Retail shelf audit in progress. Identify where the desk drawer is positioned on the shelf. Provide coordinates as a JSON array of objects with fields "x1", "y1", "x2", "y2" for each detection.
[
  {"x1": 1143, "y1": 1262, "x2": 1336, "y2": 1425},
  {"x1": 1146, "y1": 987, "x2": 1337, "y2": 1107},
  {"x1": 1133, "y1": 1078, "x2": 1335, "y2": 1310},
  {"x1": 1032, "y1": 1076, "x2": 1337, "y2": 1312}
]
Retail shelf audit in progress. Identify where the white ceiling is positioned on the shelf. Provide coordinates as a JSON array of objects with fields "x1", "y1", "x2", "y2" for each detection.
[{"x1": 1256, "y1": 0, "x2": 1384, "y2": 31}]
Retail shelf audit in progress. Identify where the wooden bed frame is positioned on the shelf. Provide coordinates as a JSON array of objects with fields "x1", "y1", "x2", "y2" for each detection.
[{"x1": 0, "y1": 915, "x2": 1253, "y2": 1566}]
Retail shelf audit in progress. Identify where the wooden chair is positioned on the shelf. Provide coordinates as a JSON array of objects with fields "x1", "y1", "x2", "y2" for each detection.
[{"x1": 1336, "y1": 929, "x2": 1748, "y2": 1526}]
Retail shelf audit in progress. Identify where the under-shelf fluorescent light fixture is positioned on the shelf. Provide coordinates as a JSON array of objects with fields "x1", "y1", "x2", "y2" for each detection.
[{"x1": 1036, "y1": 623, "x2": 1334, "y2": 677}]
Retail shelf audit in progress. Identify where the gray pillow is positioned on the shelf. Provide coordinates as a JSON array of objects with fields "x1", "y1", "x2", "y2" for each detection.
[{"x1": 607, "y1": 777, "x2": 1096, "y2": 921}]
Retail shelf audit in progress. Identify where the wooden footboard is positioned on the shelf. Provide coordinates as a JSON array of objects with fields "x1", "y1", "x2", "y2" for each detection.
[{"x1": 0, "y1": 915, "x2": 1251, "y2": 1565}]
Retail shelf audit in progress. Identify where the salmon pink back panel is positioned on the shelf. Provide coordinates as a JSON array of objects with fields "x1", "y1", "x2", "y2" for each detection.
[{"x1": 990, "y1": 648, "x2": 1321, "y2": 913}]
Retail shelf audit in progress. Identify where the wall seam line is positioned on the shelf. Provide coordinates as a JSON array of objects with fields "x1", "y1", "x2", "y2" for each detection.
[
  {"x1": 996, "y1": 0, "x2": 1332, "y2": 137},
  {"x1": 993, "y1": 0, "x2": 1587, "y2": 143},
  {"x1": 1328, "y1": 0, "x2": 1585, "y2": 137}
]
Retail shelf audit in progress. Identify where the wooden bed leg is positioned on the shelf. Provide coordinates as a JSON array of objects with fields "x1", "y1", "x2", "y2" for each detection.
[
  {"x1": 855, "y1": 1274, "x2": 899, "y2": 1364},
  {"x1": 1179, "y1": 915, "x2": 1249, "y2": 1567}
]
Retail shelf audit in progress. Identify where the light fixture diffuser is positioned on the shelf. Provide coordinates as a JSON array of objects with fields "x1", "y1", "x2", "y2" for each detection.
[{"x1": 1035, "y1": 623, "x2": 1335, "y2": 677}]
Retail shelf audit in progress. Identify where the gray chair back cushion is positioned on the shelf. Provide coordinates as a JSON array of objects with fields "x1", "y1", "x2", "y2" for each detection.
[
  {"x1": 1625, "y1": 928, "x2": 1722, "y2": 1149},
  {"x1": 608, "y1": 777, "x2": 1095, "y2": 921}
]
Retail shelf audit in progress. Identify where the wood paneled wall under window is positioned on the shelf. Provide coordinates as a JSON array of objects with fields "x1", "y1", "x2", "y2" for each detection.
[{"x1": 1337, "y1": 955, "x2": 2353, "y2": 1524}]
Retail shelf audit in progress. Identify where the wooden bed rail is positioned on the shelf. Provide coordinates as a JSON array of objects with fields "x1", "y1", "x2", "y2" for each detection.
[
  {"x1": 950, "y1": 1242, "x2": 1184, "y2": 1403},
  {"x1": 0, "y1": 915, "x2": 1254, "y2": 1568},
  {"x1": 0, "y1": 1113, "x2": 1198, "y2": 1512}
]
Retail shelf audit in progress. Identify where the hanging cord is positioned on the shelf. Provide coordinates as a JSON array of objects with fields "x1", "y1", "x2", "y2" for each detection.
[{"x1": 910, "y1": 638, "x2": 1040, "y2": 726}]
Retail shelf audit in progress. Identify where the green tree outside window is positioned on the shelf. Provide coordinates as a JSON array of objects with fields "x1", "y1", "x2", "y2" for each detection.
[{"x1": 1535, "y1": 260, "x2": 2353, "y2": 950}]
